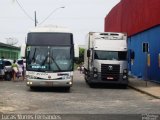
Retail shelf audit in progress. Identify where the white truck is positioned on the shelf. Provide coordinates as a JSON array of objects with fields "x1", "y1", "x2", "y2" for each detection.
[{"x1": 84, "y1": 32, "x2": 128, "y2": 88}]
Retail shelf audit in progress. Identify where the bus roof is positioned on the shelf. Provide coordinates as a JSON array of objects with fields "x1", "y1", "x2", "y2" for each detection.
[
  {"x1": 27, "y1": 32, "x2": 73, "y2": 46},
  {"x1": 29, "y1": 26, "x2": 71, "y2": 33}
]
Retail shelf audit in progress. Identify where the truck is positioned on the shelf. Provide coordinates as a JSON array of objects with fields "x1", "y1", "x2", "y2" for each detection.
[
  {"x1": 26, "y1": 26, "x2": 78, "y2": 91},
  {"x1": 84, "y1": 32, "x2": 128, "y2": 88}
]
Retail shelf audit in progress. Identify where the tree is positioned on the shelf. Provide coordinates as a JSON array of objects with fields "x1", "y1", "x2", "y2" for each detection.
[{"x1": 75, "y1": 48, "x2": 85, "y2": 64}]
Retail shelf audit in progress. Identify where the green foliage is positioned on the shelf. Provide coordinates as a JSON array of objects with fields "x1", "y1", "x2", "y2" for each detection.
[{"x1": 74, "y1": 48, "x2": 85, "y2": 64}]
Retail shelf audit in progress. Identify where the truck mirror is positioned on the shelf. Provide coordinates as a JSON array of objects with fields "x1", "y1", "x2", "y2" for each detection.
[
  {"x1": 130, "y1": 51, "x2": 135, "y2": 59},
  {"x1": 87, "y1": 49, "x2": 90, "y2": 57}
]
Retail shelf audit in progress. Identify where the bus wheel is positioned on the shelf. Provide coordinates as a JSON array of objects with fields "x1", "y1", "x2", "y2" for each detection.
[
  {"x1": 64, "y1": 87, "x2": 70, "y2": 92},
  {"x1": 30, "y1": 86, "x2": 36, "y2": 90}
]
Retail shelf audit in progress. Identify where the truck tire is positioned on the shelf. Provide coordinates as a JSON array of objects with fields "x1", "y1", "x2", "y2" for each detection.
[
  {"x1": 88, "y1": 83, "x2": 96, "y2": 88},
  {"x1": 121, "y1": 84, "x2": 128, "y2": 89},
  {"x1": 85, "y1": 74, "x2": 88, "y2": 83}
]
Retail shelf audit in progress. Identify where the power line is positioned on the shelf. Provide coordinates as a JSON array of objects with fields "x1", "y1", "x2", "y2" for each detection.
[
  {"x1": 15, "y1": 0, "x2": 65, "y2": 26},
  {"x1": 39, "y1": 6, "x2": 65, "y2": 25},
  {"x1": 15, "y1": 0, "x2": 34, "y2": 22}
]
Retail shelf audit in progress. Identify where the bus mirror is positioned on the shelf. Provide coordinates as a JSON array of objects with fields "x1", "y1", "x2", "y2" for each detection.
[
  {"x1": 87, "y1": 49, "x2": 90, "y2": 58},
  {"x1": 74, "y1": 44, "x2": 79, "y2": 58},
  {"x1": 20, "y1": 44, "x2": 26, "y2": 58}
]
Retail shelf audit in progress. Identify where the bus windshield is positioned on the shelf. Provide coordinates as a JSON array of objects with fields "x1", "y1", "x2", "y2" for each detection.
[
  {"x1": 94, "y1": 50, "x2": 127, "y2": 61},
  {"x1": 26, "y1": 46, "x2": 73, "y2": 72}
]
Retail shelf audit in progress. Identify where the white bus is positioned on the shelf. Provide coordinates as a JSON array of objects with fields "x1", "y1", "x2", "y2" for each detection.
[{"x1": 26, "y1": 26, "x2": 78, "y2": 91}]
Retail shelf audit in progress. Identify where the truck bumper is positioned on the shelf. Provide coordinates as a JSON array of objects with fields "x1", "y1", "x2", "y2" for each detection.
[{"x1": 87, "y1": 73, "x2": 128, "y2": 85}]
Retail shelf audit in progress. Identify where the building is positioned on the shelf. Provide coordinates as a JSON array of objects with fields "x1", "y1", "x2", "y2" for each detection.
[
  {"x1": 104, "y1": 0, "x2": 160, "y2": 83},
  {"x1": 0, "y1": 42, "x2": 20, "y2": 60}
]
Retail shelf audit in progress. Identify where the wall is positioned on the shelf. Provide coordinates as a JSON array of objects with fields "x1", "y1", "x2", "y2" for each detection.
[
  {"x1": 128, "y1": 25, "x2": 160, "y2": 83},
  {"x1": 0, "y1": 46, "x2": 20, "y2": 60}
]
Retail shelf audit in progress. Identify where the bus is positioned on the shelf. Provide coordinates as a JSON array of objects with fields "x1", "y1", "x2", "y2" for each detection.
[{"x1": 26, "y1": 26, "x2": 78, "y2": 91}]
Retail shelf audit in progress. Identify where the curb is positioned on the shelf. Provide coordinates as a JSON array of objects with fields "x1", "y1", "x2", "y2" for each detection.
[{"x1": 128, "y1": 84, "x2": 160, "y2": 99}]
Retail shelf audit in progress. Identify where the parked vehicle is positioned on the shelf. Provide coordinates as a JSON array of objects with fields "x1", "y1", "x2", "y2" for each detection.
[
  {"x1": 84, "y1": 32, "x2": 128, "y2": 88},
  {"x1": 26, "y1": 26, "x2": 79, "y2": 90},
  {"x1": 0, "y1": 59, "x2": 5, "y2": 79},
  {"x1": 2, "y1": 59, "x2": 13, "y2": 81}
]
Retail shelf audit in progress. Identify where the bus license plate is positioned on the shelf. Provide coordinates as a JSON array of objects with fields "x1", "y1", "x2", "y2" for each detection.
[{"x1": 45, "y1": 82, "x2": 53, "y2": 86}]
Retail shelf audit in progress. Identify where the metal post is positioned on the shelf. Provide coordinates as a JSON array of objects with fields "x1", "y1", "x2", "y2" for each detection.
[{"x1": 145, "y1": 52, "x2": 148, "y2": 87}]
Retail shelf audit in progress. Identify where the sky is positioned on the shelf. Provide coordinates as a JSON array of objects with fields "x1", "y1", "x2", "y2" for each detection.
[{"x1": 0, "y1": 0, "x2": 120, "y2": 46}]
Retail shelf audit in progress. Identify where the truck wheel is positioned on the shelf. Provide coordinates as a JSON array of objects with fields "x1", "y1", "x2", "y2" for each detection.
[
  {"x1": 85, "y1": 75, "x2": 88, "y2": 83},
  {"x1": 121, "y1": 84, "x2": 128, "y2": 89},
  {"x1": 88, "y1": 83, "x2": 96, "y2": 88}
]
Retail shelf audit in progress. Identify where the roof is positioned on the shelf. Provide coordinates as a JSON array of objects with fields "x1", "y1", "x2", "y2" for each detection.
[
  {"x1": 0, "y1": 42, "x2": 20, "y2": 50},
  {"x1": 104, "y1": 0, "x2": 160, "y2": 36}
]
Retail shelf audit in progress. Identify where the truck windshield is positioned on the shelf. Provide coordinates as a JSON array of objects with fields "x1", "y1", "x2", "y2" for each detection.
[
  {"x1": 94, "y1": 50, "x2": 127, "y2": 60},
  {"x1": 26, "y1": 46, "x2": 73, "y2": 72}
]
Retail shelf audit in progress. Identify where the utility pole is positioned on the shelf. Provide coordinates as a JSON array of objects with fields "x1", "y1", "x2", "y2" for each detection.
[
  {"x1": 34, "y1": 7, "x2": 65, "y2": 27},
  {"x1": 35, "y1": 11, "x2": 37, "y2": 27}
]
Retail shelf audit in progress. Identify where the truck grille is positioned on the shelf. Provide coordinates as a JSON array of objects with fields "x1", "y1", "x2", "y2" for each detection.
[{"x1": 101, "y1": 64, "x2": 120, "y2": 81}]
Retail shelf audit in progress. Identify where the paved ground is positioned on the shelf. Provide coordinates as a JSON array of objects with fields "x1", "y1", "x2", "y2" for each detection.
[
  {"x1": 129, "y1": 77, "x2": 160, "y2": 99},
  {"x1": 0, "y1": 71, "x2": 160, "y2": 116}
]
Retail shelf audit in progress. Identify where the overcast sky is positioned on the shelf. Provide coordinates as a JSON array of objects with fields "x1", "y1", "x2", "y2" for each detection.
[{"x1": 0, "y1": 0, "x2": 120, "y2": 46}]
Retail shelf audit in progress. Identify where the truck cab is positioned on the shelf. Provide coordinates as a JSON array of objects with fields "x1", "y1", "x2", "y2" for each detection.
[{"x1": 84, "y1": 32, "x2": 128, "y2": 87}]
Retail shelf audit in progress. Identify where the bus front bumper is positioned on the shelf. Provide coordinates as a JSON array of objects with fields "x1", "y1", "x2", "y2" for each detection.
[{"x1": 26, "y1": 79, "x2": 73, "y2": 87}]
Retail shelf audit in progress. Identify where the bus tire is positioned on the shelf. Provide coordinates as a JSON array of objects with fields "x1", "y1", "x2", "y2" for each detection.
[
  {"x1": 30, "y1": 86, "x2": 36, "y2": 90},
  {"x1": 64, "y1": 87, "x2": 70, "y2": 92}
]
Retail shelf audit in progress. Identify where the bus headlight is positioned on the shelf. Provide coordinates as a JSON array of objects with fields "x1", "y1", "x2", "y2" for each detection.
[
  {"x1": 27, "y1": 82, "x2": 33, "y2": 85},
  {"x1": 69, "y1": 81, "x2": 72, "y2": 85}
]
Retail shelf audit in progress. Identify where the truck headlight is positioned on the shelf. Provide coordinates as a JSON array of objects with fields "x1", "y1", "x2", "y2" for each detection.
[
  {"x1": 93, "y1": 67, "x2": 98, "y2": 73},
  {"x1": 123, "y1": 75, "x2": 127, "y2": 79},
  {"x1": 93, "y1": 73, "x2": 98, "y2": 78},
  {"x1": 123, "y1": 69, "x2": 128, "y2": 74}
]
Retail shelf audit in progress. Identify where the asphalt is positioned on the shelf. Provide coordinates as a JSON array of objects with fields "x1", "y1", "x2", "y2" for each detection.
[
  {"x1": 128, "y1": 77, "x2": 160, "y2": 99},
  {"x1": 1, "y1": 72, "x2": 160, "y2": 99}
]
